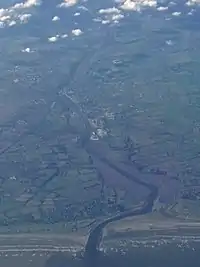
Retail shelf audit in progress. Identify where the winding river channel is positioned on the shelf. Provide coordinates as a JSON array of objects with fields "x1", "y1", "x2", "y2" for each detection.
[
  {"x1": 59, "y1": 92, "x2": 159, "y2": 267},
  {"x1": 50, "y1": 30, "x2": 163, "y2": 266}
]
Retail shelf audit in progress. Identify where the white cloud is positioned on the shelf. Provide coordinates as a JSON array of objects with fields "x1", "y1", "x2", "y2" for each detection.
[
  {"x1": 165, "y1": 40, "x2": 173, "y2": 45},
  {"x1": 71, "y1": 28, "x2": 83, "y2": 36},
  {"x1": 119, "y1": 0, "x2": 157, "y2": 11},
  {"x1": 48, "y1": 36, "x2": 59, "y2": 42},
  {"x1": 0, "y1": 0, "x2": 41, "y2": 28},
  {"x1": 186, "y1": 0, "x2": 200, "y2": 5},
  {"x1": 22, "y1": 47, "x2": 33, "y2": 52},
  {"x1": 120, "y1": 0, "x2": 141, "y2": 10},
  {"x1": 61, "y1": 33, "x2": 68, "y2": 38},
  {"x1": 99, "y1": 7, "x2": 121, "y2": 14},
  {"x1": 77, "y1": 5, "x2": 88, "y2": 11},
  {"x1": 13, "y1": 0, "x2": 41, "y2": 9},
  {"x1": 0, "y1": 15, "x2": 11, "y2": 22},
  {"x1": 157, "y1": 6, "x2": 168, "y2": 11},
  {"x1": 52, "y1": 16, "x2": 60, "y2": 21},
  {"x1": 168, "y1": 1, "x2": 176, "y2": 6},
  {"x1": 58, "y1": 0, "x2": 78, "y2": 8},
  {"x1": 8, "y1": 20, "x2": 16, "y2": 26},
  {"x1": 187, "y1": 8, "x2": 195, "y2": 14},
  {"x1": 47, "y1": 33, "x2": 69, "y2": 42},
  {"x1": 98, "y1": 6, "x2": 124, "y2": 24},
  {"x1": 18, "y1": 13, "x2": 32, "y2": 23},
  {"x1": 93, "y1": 18, "x2": 102, "y2": 22},
  {"x1": 101, "y1": 20, "x2": 110, "y2": 24},
  {"x1": 0, "y1": 21, "x2": 5, "y2": 28},
  {"x1": 111, "y1": 13, "x2": 124, "y2": 20},
  {"x1": 172, "y1": 11, "x2": 181, "y2": 16}
]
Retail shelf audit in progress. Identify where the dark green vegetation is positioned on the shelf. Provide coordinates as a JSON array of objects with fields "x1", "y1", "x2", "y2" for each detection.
[
  {"x1": 1, "y1": 1, "x2": 200, "y2": 267},
  {"x1": 0, "y1": 6, "x2": 200, "y2": 232},
  {"x1": 0, "y1": 0, "x2": 200, "y2": 238}
]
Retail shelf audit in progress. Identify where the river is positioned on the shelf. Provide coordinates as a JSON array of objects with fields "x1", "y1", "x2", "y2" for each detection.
[{"x1": 58, "y1": 92, "x2": 159, "y2": 267}]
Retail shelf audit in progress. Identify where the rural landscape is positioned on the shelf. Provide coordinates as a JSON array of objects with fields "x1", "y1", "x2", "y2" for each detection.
[{"x1": 1, "y1": 0, "x2": 200, "y2": 266}]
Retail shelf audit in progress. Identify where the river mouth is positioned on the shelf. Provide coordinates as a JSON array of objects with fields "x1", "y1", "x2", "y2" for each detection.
[
  {"x1": 0, "y1": 232, "x2": 199, "y2": 267},
  {"x1": 41, "y1": 229, "x2": 200, "y2": 267}
]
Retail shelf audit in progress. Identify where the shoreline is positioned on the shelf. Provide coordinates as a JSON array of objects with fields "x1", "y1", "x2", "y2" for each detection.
[{"x1": 0, "y1": 217, "x2": 200, "y2": 245}]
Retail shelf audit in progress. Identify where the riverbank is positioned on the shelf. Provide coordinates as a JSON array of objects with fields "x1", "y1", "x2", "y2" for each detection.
[
  {"x1": 0, "y1": 220, "x2": 200, "y2": 267},
  {"x1": 1, "y1": 213, "x2": 200, "y2": 247},
  {"x1": 104, "y1": 212, "x2": 200, "y2": 240}
]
